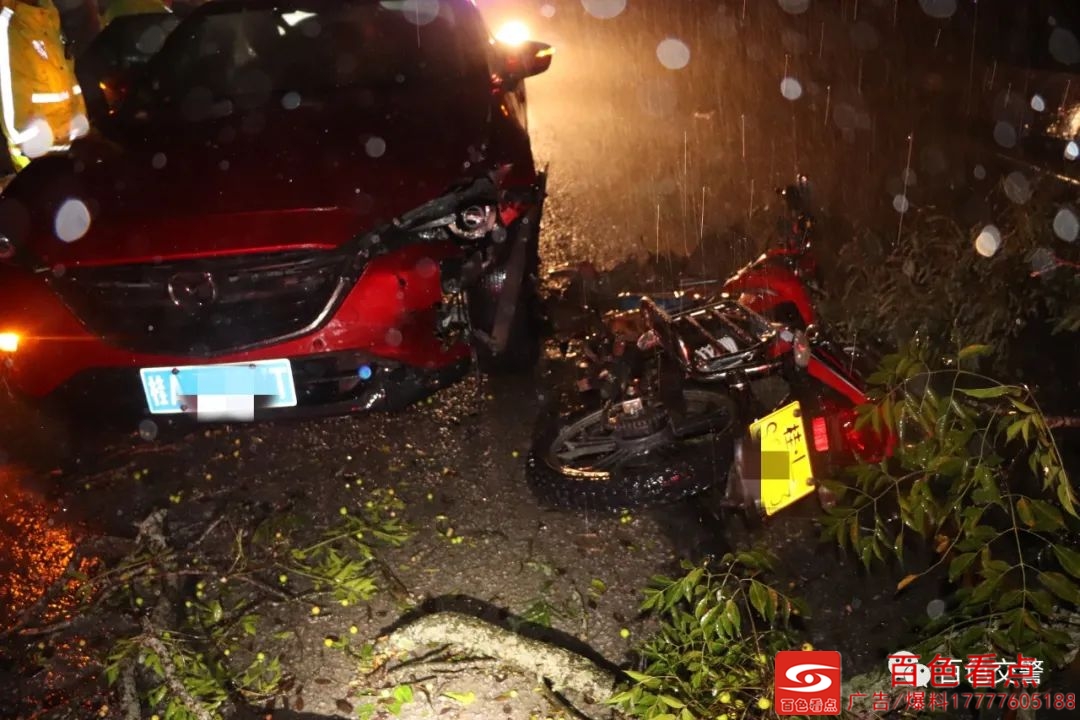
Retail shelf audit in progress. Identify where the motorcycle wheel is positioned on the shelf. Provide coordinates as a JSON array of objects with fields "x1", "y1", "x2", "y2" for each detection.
[{"x1": 526, "y1": 388, "x2": 738, "y2": 511}]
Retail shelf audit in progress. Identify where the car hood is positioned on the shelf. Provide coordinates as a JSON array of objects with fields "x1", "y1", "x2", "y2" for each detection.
[{"x1": 22, "y1": 87, "x2": 494, "y2": 266}]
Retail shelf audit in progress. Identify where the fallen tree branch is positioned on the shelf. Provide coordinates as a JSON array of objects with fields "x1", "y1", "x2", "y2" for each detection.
[
  {"x1": 381, "y1": 611, "x2": 618, "y2": 702},
  {"x1": 138, "y1": 618, "x2": 215, "y2": 720},
  {"x1": 120, "y1": 660, "x2": 140, "y2": 720}
]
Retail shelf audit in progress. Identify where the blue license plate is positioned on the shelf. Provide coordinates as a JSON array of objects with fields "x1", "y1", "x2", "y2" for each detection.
[{"x1": 139, "y1": 359, "x2": 297, "y2": 415}]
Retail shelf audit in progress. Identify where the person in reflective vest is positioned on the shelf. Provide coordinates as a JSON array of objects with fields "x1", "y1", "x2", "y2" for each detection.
[{"x1": 0, "y1": 0, "x2": 87, "y2": 173}]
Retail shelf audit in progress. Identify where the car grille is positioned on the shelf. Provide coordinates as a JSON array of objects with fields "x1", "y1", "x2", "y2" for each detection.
[{"x1": 50, "y1": 250, "x2": 353, "y2": 356}]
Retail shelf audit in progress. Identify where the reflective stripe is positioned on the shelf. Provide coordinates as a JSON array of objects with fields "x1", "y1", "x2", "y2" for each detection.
[
  {"x1": 32, "y1": 90, "x2": 70, "y2": 103},
  {"x1": 0, "y1": 6, "x2": 39, "y2": 144}
]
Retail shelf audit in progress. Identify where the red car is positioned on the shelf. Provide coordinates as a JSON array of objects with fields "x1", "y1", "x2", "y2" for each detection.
[{"x1": 0, "y1": 0, "x2": 552, "y2": 453}]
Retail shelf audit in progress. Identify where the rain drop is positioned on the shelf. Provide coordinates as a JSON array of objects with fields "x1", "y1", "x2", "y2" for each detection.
[
  {"x1": 781, "y1": 30, "x2": 808, "y2": 55},
  {"x1": 385, "y1": 328, "x2": 404, "y2": 346},
  {"x1": 581, "y1": 0, "x2": 626, "y2": 19},
  {"x1": 415, "y1": 257, "x2": 438, "y2": 279},
  {"x1": 1030, "y1": 247, "x2": 1057, "y2": 275},
  {"x1": 136, "y1": 24, "x2": 167, "y2": 54},
  {"x1": 1049, "y1": 27, "x2": 1080, "y2": 66},
  {"x1": 365, "y1": 136, "x2": 387, "y2": 158},
  {"x1": 1054, "y1": 207, "x2": 1079, "y2": 242},
  {"x1": 892, "y1": 195, "x2": 911, "y2": 213},
  {"x1": 1031, "y1": 94, "x2": 1046, "y2": 112},
  {"x1": 780, "y1": 77, "x2": 803, "y2": 101},
  {"x1": 540, "y1": 3, "x2": 555, "y2": 18},
  {"x1": 52, "y1": 263, "x2": 66, "y2": 277},
  {"x1": 918, "y1": 0, "x2": 957, "y2": 19},
  {"x1": 19, "y1": 118, "x2": 53, "y2": 159},
  {"x1": 974, "y1": 225, "x2": 1002, "y2": 258},
  {"x1": 138, "y1": 419, "x2": 159, "y2": 441},
  {"x1": 1066, "y1": 141, "x2": 1079, "y2": 161},
  {"x1": 54, "y1": 199, "x2": 91, "y2": 243},
  {"x1": 901, "y1": 168, "x2": 918, "y2": 185},
  {"x1": 151, "y1": 152, "x2": 167, "y2": 169},
  {"x1": 656, "y1": 38, "x2": 691, "y2": 70},
  {"x1": 926, "y1": 598, "x2": 946, "y2": 619},
  {"x1": 993, "y1": 121, "x2": 1017, "y2": 148},
  {"x1": 1003, "y1": 171, "x2": 1032, "y2": 204},
  {"x1": 384, "y1": 0, "x2": 440, "y2": 25},
  {"x1": 778, "y1": 0, "x2": 810, "y2": 15},
  {"x1": 973, "y1": 164, "x2": 987, "y2": 180},
  {"x1": 850, "y1": 21, "x2": 880, "y2": 52},
  {"x1": 282, "y1": 91, "x2": 302, "y2": 110},
  {"x1": 70, "y1": 113, "x2": 90, "y2": 139},
  {"x1": 920, "y1": 146, "x2": 947, "y2": 175},
  {"x1": 219, "y1": 159, "x2": 230, "y2": 171}
]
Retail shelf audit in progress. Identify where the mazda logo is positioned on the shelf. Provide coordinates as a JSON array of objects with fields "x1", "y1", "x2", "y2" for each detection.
[{"x1": 167, "y1": 271, "x2": 217, "y2": 311}]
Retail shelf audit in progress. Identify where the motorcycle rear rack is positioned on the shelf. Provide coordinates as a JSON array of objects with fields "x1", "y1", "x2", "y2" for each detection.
[{"x1": 638, "y1": 296, "x2": 781, "y2": 382}]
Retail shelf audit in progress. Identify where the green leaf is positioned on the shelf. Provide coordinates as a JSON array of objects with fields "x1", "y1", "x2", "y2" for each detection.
[
  {"x1": 1016, "y1": 498, "x2": 1035, "y2": 527},
  {"x1": 658, "y1": 695, "x2": 686, "y2": 708},
  {"x1": 723, "y1": 599, "x2": 741, "y2": 634},
  {"x1": 679, "y1": 708, "x2": 696, "y2": 720},
  {"x1": 957, "y1": 386, "x2": 1012, "y2": 399},
  {"x1": 625, "y1": 669, "x2": 661, "y2": 687},
  {"x1": 1006, "y1": 418, "x2": 1027, "y2": 443},
  {"x1": 393, "y1": 684, "x2": 414, "y2": 704},
  {"x1": 441, "y1": 691, "x2": 476, "y2": 706},
  {"x1": 948, "y1": 552, "x2": 976, "y2": 581},
  {"x1": 748, "y1": 581, "x2": 769, "y2": 619},
  {"x1": 1027, "y1": 499, "x2": 1065, "y2": 532},
  {"x1": 1059, "y1": 481, "x2": 1079, "y2": 518},
  {"x1": 1009, "y1": 398, "x2": 1036, "y2": 414},
  {"x1": 1038, "y1": 571, "x2": 1080, "y2": 605},
  {"x1": 958, "y1": 344, "x2": 991, "y2": 360},
  {"x1": 1055, "y1": 545, "x2": 1080, "y2": 579}
]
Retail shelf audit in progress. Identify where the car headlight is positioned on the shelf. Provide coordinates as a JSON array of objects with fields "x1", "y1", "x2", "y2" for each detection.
[
  {"x1": 409, "y1": 204, "x2": 498, "y2": 241},
  {"x1": 449, "y1": 205, "x2": 497, "y2": 240}
]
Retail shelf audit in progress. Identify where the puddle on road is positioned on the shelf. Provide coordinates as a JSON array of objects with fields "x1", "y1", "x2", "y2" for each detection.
[{"x1": 0, "y1": 464, "x2": 83, "y2": 630}]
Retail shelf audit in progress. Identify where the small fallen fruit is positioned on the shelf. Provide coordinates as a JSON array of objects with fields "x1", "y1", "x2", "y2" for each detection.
[
  {"x1": 757, "y1": 698, "x2": 771, "y2": 710},
  {"x1": 718, "y1": 692, "x2": 731, "y2": 704},
  {"x1": 324, "y1": 638, "x2": 333, "y2": 647},
  {"x1": 619, "y1": 628, "x2": 630, "y2": 639},
  {"x1": 349, "y1": 625, "x2": 358, "y2": 635},
  {"x1": 311, "y1": 605, "x2": 321, "y2": 616},
  {"x1": 802, "y1": 642, "x2": 814, "y2": 651},
  {"x1": 339, "y1": 506, "x2": 348, "y2": 515},
  {"x1": 256, "y1": 652, "x2": 265, "y2": 662},
  {"x1": 278, "y1": 574, "x2": 288, "y2": 584}
]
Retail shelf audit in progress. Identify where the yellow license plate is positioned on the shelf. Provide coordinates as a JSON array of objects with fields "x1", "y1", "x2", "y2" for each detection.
[{"x1": 749, "y1": 401, "x2": 815, "y2": 516}]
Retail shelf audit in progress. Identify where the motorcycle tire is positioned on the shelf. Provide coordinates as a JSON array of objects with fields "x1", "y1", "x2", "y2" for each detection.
[{"x1": 526, "y1": 388, "x2": 738, "y2": 511}]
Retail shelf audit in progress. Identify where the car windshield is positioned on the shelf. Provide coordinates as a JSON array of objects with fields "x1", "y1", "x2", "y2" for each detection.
[{"x1": 123, "y1": 0, "x2": 487, "y2": 122}]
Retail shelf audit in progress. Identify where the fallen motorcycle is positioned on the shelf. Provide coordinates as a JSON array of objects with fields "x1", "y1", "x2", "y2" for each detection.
[{"x1": 526, "y1": 295, "x2": 893, "y2": 514}]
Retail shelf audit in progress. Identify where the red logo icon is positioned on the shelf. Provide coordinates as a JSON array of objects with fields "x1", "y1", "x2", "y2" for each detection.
[{"x1": 774, "y1": 650, "x2": 842, "y2": 716}]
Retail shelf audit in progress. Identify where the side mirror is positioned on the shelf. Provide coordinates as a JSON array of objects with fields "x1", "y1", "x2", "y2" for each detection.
[{"x1": 500, "y1": 41, "x2": 554, "y2": 82}]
